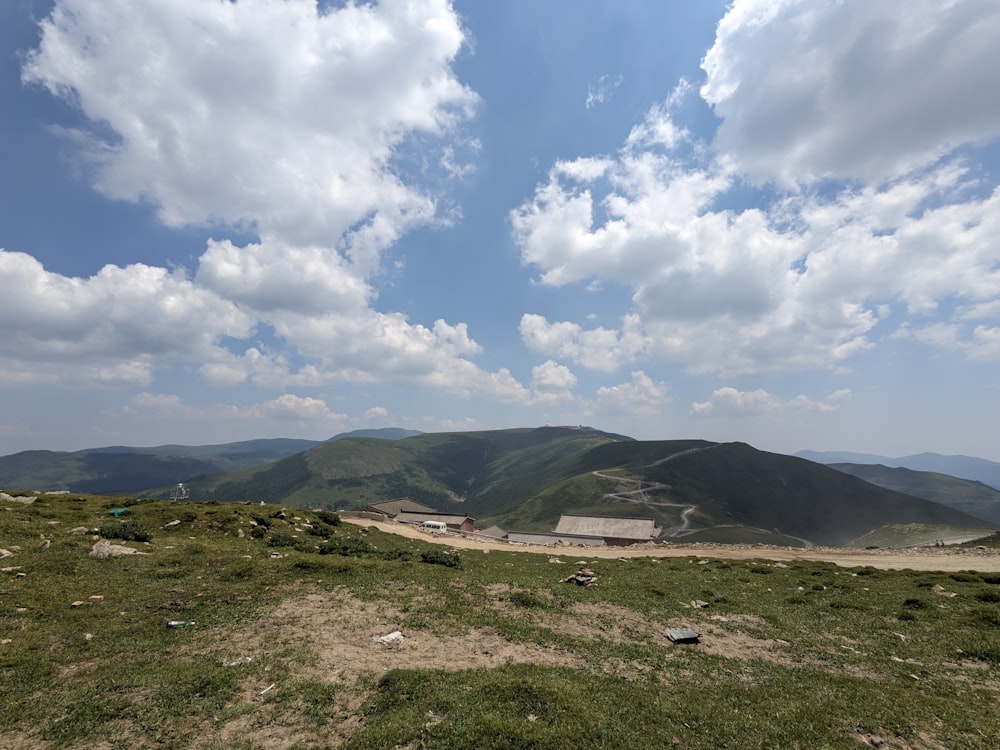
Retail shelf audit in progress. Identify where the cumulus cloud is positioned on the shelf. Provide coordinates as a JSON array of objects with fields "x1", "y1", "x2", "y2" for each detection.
[
  {"x1": 129, "y1": 391, "x2": 347, "y2": 426},
  {"x1": 691, "y1": 387, "x2": 850, "y2": 418},
  {"x1": 701, "y1": 0, "x2": 1000, "y2": 184},
  {"x1": 22, "y1": 0, "x2": 476, "y2": 256},
  {"x1": 519, "y1": 314, "x2": 647, "y2": 372},
  {"x1": 0, "y1": 249, "x2": 251, "y2": 384},
  {"x1": 594, "y1": 371, "x2": 668, "y2": 416},
  {"x1": 8, "y1": 0, "x2": 550, "y2": 403},
  {"x1": 529, "y1": 360, "x2": 577, "y2": 404},
  {"x1": 512, "y1": 2, "x2": 1000, "y2": 377}
]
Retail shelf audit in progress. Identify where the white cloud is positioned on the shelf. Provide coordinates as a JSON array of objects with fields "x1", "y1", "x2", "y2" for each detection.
[
  {"x1": 595, "y1": 371, "x2": 668, "y2": 416},
  {"x1": 701, "y1": 0, "x2": 1000, "y2": 184},
  {"x1": 0, "y1": 249, "x2": 250, "y2": 384},
  {"x1": 512, "y1": 89, "x2": 1000, "y2": 376},
  {"x1": 23, "y1": 0, "x2": 476, "y2": 257},
  {"x1": 7, "y1": 1, "x2": 548, "y2": 406},
  {"x1": 365, "y1": 406, "x2": 389, "y2": 419},
  {"x1": 529, "y1": 360, "x2": 577, "y2": 404},
  {"x1": 129, "y1": 391, "x2": 346, "y2": 426},
  {"x1": 195, "y1": 237, "x2": 371, "y2": 316},
  {"x1": 585, "y1": 74, "x2": 623, "y2": 109},
  {"x1": 691, "y1": 387, "x2": 849, "y2": 418},
  {"x1": 520, "y1": 314, "x2": 647, "y2": 372}
]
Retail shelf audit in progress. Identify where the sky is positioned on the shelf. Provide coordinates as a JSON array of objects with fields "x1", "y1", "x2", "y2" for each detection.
[{"x1": 2, "y1": 0, "x2": 1000, "y2": 460}]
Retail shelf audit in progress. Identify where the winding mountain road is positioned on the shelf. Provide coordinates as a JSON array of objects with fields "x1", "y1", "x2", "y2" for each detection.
[{"x1": 592, "y1": 444, "x2": 720, "y2": 535}]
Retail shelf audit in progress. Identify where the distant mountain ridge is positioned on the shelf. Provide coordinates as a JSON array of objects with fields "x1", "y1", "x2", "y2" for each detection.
[
  {"x1": 823, "y1": 464, "x2": 1000, "y2": 525},
  {"x1": 0, "y1": 428, "x2": 422, "y2": 494},
  {"x1": 797, "y1": 450, "x2": 1000, "y2": 491}
]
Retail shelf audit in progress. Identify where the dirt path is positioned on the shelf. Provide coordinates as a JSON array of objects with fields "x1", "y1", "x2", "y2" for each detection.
[{"x1": 344, "y1": 517, "x2": 1000, "y2": 572}]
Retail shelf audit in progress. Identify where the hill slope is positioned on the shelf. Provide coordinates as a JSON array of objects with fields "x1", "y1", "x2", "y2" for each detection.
[
  {"x1": 830, "y1": 464, "x2": 1000, "y2": 524},
  {"x1": 178, "y1": 430, "x2": 991, "y2": 547},
  {"x1": 0, "y1": 429, "x2": 422, "y2": 494},
  {"x1": 0, "y1": 438, "x2": 321, "y2": 493},
  {"x1": 797, "y1": 450, "x2": 1000, "y2": 490},
  {"x1": 181, "y1": 426, "x2": 632, "y2": 512}
]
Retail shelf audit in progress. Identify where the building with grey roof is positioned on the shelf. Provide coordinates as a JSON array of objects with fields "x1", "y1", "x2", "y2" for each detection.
[{"x1": 553, "y1": 514, "x2": 659, "y2": 545}]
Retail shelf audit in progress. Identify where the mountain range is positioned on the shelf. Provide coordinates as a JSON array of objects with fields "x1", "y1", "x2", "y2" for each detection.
[
  {"x1": 2, "y1": 427, "x2": 996, "y2": 547},
  {"x1": 795, "y1": 450, "x2": 1000, "y2": 490}
]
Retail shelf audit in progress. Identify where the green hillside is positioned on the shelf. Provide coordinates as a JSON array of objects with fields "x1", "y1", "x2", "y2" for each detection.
[
  {"x1": 830, "y1": 463, "x2": 1000, "y2": 524},
  {"x1": 181, "y1": 426, "x2": 632, "y2": 512},
  {"x1": 0, "y1": 433, "x2": 420, "y2": 495},
  {"x1": 174, "y1": 429, "x2": 991, "y2": 547}
]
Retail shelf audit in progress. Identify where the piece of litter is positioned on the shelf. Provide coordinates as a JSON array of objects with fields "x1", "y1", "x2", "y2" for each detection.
[
  {"x1": 259, "y1": 683, "x2": 276, "y2": 695},
  {"x1": 373, "y1": 630, "x2": 405, "y2": 646},
  {"x1": 88, "y1": 595, "x2": 104, "y2": 603},
  {"x1": 225, "y1": 657, "x2": 253, "y2": 666},
  {"x1": 665, "y1": 628, "x2": 701, "y2": 644},
  {"x1": 690, "y1": 599, "x2": 710, "y2": 609},
  {"x1": 165, "y1": 520, "x2": 181, "y2": 527},
  {"x1": 71, "y1": 600, "x2": 85, "y2": 608}
]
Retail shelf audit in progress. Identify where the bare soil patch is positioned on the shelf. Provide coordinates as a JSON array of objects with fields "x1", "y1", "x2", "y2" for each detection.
[{"x1": 239, "y1": 589, "x2": 586, "y2": 685}]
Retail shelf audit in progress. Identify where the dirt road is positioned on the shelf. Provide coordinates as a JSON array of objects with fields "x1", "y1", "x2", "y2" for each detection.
[{"x1": 344, "y1": 517, "x2": 1000, "y2": 572}]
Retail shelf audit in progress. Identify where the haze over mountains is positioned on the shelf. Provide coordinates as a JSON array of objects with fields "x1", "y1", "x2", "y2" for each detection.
[
  {"x1": 2, "y1": 426, "x2": 995, "y2": 548},
  {"x1": 795, "y1": 451, "x2": 1000, "y2": 491}
]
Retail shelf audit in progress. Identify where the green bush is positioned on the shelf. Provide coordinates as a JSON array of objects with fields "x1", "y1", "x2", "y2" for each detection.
[
  {"x1": 319, "y1": 537, "x2": 374, "y2": 556},
  {"x1": 267, "y1": 533, "x2": 299, "y2": 548},
  {"x1": 97, "y1": 521, "x2": 151, "y2": 542},
  {"x1": 420, "y1": 549, "x2": 461, "y2": 568},
  {"x1": 315, "y1": 511, "x2": 342, "y2": 527}
]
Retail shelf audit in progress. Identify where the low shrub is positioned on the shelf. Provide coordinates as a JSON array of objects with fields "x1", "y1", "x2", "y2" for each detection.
[
  {"x1": 319, "y1": 537, "x2": 374, "y2": 556},
  {"x1": 97, "y1": 521, "x2": 151, "y2": 542},
  {"x1": 420, "y1": 549, "x2": 462, "y2": 568},
  {"x1": 267, "y1": 534, "x2": 299, "y2": 548},
  {"x1": 315, "y1": 511, "x2": 342, "y2": 527}
]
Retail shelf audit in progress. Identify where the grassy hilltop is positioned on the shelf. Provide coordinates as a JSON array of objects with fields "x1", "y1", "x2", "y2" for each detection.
[{"x1": 1, "y1": 491, "x2": 999, "y2": 749}]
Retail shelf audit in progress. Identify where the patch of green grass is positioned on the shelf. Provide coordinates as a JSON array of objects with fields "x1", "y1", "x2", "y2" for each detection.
[{"x1": 2, "y1": 493, "x2": 999, "y2": 749}]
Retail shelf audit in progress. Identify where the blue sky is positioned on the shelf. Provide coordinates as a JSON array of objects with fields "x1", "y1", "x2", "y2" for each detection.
[{"x1": 2, "y1": 0, "x2": 1000, "y2": 460}]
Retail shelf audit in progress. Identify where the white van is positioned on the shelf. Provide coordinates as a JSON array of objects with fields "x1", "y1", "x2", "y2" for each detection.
[{"x1": 421, "y1": 520, "x2": 447, "y2": 533}]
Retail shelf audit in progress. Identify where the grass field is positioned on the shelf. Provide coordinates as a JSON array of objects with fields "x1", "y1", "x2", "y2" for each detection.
[{"x1": 2, "y1": 492, "x2": 999, "y2": 748}]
